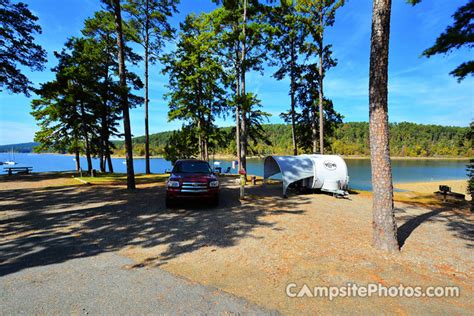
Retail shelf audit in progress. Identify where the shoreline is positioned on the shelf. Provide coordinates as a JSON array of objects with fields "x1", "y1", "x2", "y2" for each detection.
[
  {"x1": 10, "y1": 152, "x2": 469, "y2": 161},
  {"x1": 392, "y1": 178, "x2": 468, "y2": 184},
  {"x1": 2, "y1": 169, "x2": 467, "y2": 185}
]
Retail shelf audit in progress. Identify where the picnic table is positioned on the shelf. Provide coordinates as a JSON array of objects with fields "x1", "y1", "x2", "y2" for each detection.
[{"x1": 4, "y1": 166, "x2": 33, "y2": 176}]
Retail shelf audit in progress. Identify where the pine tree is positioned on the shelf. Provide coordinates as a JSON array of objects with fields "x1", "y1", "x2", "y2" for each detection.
[
  {"x1": 82, "y1": 10, "x2": 143, "y2": 173},
  {"x1": 161, "y1": 13, "x2": 229, "y2": 161},
  {"x1": 212, "y1": 0, "x2": 270, "y2": 198},
  {"x1": 268, "y1": 0, "x2": 309, "y2": 156},
  {"x1": 368, "y1": 0, "x2": 398, "y2": 252},
  {"x1": 0, "y1": 0, "x2": 47, "y2": 96},
  {"x1": 124, "y1": 0, "x2": 178, "y2": 174},
  {"x1": 103, "y1": 0, "x2": 136, "y2": 189},
  {"x1": 297, "y1": 0, "x2": 344, "y2": 154},
  {"x1": 423, "y1": 0, "x2": 473, "y2": 81},
  {"x1": 32, "y1": 38, "x2": 101, "y2": 173}
]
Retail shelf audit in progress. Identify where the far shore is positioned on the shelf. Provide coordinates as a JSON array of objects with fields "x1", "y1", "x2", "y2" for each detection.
[
  {"x1": 2, "y1": 151, "x2": 470, "y2": 160},
  {"x1": 113, "y1": 154, "x2": 471, "y2": 161}
]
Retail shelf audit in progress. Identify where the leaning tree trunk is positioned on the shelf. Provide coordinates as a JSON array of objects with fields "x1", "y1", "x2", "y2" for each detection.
[
  {"x1": 106, "y1": 148, "x2": 114, "y2": 173},
  {"x1": 369, "y1": 0, "x2": 399, "y2": 252},
  {"x1": 112, "y1": 0, "x2": 135, "y2": 189}
]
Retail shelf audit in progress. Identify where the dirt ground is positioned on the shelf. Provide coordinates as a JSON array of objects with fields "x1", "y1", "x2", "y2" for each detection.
[
  {"x1": 0, "y1": 172, "x2": 79, "y2": 190},
  {"x1": 1, "y1": 174, "x2": 472, "y2": 314}
]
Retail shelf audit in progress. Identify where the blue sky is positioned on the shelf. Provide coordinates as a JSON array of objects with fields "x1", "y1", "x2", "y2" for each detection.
[{"x1": 0, "y1": 0, "x2": 472, "y2": 145}]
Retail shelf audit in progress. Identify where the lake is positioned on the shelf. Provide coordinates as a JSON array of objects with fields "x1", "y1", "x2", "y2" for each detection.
[{"x1": 0, "y1": 153, "x2": 468, "y2": 191}]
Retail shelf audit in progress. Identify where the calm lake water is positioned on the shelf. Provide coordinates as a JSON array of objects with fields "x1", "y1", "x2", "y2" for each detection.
[{"x1": 0, "y1": 153, "x2": 468, "y2": 191}]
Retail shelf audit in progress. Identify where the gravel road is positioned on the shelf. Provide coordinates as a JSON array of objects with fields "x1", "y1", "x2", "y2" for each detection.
[{"x1": 0, "y1": 252, "x2": 275, "y2": 315}]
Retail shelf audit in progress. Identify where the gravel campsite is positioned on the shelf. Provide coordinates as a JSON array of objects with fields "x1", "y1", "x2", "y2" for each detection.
[{"x1": 1, "y1": 174, "x2": 472, "y2": 314}]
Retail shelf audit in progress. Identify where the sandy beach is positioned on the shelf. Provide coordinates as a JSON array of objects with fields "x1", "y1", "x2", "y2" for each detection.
[{"x1": 395, "y1": 179, "x2": 468, "y2": 195}]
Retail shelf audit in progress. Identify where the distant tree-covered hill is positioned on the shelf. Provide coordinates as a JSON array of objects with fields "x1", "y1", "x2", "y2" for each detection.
[
  {"x1": 4, "y1": 122, "x2": 470, "y2": 157},
  {"x1": 114, "y1": 122, "x2": 471, "y2": 158},
  {"x1": 330, "y1": 122, "x2": 471, "y2": 157},
  {"x1": 0, "y1": 142, "x2": 39, "y2": 153}
]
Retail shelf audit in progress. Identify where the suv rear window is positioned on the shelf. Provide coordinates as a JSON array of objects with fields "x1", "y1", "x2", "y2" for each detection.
[{"x1": 173, "y1": 161, "x2": 212, "y2": 174}]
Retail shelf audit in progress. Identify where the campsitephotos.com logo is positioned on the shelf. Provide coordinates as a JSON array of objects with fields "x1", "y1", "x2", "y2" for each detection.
[
  {"x1": 286, "y1": 283, "x2": 460, "y2": 301},
  {"x1": 323, "y1": 161, "x2": 337, "y2": 170}
]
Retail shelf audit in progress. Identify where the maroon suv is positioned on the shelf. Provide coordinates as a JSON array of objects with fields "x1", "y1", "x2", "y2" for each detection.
[{"x1": 165, "y1": 159, "x2": 219, "y2": 207}]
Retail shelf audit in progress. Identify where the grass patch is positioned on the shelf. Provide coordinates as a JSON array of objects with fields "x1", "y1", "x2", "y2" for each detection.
[
  {"x1": 393, "y1": 191, "x2": 467, "y2": 208},
  {"x1": 353, "y1": 189, "x2": 467, "y2": 208},
  {"x1": 77, "y1": 173, "x2": 168, "y2": 185}
]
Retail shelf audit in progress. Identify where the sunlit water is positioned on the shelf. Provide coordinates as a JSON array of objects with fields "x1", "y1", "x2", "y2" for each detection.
[{"x1": 0, "y1": 153, "x2": 468, "y2": 191}]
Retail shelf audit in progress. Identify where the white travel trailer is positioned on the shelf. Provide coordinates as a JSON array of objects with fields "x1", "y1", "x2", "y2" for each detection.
[{"x1": 263, "y1": 154, "x2": 349, "y2": 197}]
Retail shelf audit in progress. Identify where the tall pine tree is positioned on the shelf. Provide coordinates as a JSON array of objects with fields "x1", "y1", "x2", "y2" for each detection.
[
  {"x1": 0, "y1": 0, "x2": 47, "y2": 96},
  {"x1": 124, "y1": 0, "x2": 178, "y2": 174}
]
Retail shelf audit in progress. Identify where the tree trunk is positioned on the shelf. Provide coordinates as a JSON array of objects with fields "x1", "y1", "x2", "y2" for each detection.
[
  {"x1": 318, "y1": 13, "x2": 324, "y2": 155},
  {"x1": 79, "y1": 100, "x2": 93, "y2": 173},
  {"x1": 84, "y1": 138, "x2": 92, "y2": 173},
  {"x1": 100, "y1": 153, "x2": 105, "y2": 172},
  {"x1": 369, "y1": 0, "x2": 398, "y2": 252},
  {"x1": 235, "y1": 39, "x2": 241, "y2": 169},
  {"x1": 144, "y1": 0, "x2": 151, "y2": 174},
  {"x1": 75, "y1": 149, "x2": 81, "y2": 173},
  {"x1": 290, "y1": 38, "x2": 297, "y2": 156},
  {"x1": 101, "y1": 48, "x2": 111, "y2": 173},
  {"x1": 195, "y1": 53, "x2": 205, "y2": 161},
  {"x1": 106, "y1": 150, "x2": 114, "y2": 173},
  {"x1": 204, "y1": 112, "x2": 211, "y2": 162},
  {"x1": 100, "y1": 108, "x2": 108, "y2": 173},
  {"x1": 312, "y1": 100, "x2": 318, "y2": 153},
  {"x1": 235, "y1": 103, "x2": 241, "y2": 166},
  {"x1": 197, "y1": 115, "x2": 204, "y2": 160},
  {"x1": 198, "y1": 127, "x2": 203, "y2": 159},
  {"x1": 112, "y1": 0, "x2": 135, "y2": 189},
  {"x1": 196, "y1": 76, "x2": 203, "y2": 160},
  {"x1": 239, "y1": 0, "x2": 248, "y2": 199}
]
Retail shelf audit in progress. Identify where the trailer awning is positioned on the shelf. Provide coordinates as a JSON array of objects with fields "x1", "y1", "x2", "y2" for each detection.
[{"x1": 264, "y1": 155, "x2": 315, "y2": 196}]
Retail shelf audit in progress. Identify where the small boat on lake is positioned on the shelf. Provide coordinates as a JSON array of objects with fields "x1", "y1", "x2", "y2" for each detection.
[{"x1": 2, "y1": 149, "x2": 17, "y2": 165}]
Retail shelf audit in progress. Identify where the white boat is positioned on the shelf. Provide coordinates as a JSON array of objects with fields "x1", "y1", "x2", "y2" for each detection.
[{"x1": 3, "y1": 148, "x2": 17, "y2": 165}]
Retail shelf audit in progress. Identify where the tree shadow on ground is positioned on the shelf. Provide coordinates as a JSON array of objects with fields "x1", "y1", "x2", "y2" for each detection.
[
  {"x1": 396, "y1": 203, "x2": 473, "y2": 249},
  {"x1": 0, "y1": 181, "x2": 309, "y2": 276},
  {"x1": 0, "y1": 172, "x2": 76, "y2": 184}
]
